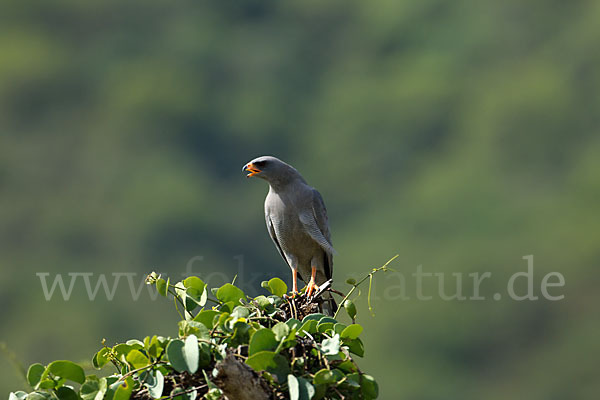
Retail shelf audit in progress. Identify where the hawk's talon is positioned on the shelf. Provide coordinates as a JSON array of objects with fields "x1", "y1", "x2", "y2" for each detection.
[
  {"x1": 284, "y1": 291, "x2": 299, "y2": 300},
  {"x1": 305, "y1": 281, "x2": 318, "y2": 298},
  {"x1": 305, "y1": 265, "x2": 318, "y2": 298}
]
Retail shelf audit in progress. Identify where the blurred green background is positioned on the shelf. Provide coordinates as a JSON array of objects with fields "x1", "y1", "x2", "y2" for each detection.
[{"x1": 1, "y1": 0, "x2": 599, "y2": 398}]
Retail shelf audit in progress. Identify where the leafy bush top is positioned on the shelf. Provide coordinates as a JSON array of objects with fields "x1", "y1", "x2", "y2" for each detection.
[{"x1": 9, "y1": 273, "x2": 380, "y2": 400}]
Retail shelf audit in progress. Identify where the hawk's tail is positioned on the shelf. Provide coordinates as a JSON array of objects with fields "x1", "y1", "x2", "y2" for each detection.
[
  {"x1": 321, "y1": 291, "x2": 337, "y2": 317},
  {"x1": 315, "y1": 279, "x2": 337, "y2": 316}
]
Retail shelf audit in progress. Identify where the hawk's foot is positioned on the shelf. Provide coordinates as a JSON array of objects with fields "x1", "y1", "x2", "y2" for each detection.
[{"x1": 305, "y1": 280, "x2": 318, "y2": 298}]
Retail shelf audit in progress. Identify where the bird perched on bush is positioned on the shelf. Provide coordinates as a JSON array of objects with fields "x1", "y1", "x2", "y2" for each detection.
[{"x1": 243, "y1": 156, "x2": 336, "y2": 314}]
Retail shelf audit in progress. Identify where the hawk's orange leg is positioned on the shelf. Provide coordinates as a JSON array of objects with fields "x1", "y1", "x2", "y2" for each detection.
[
  {"x1": 306, "y1": 266, "x2": 318, "y2": 297},
  {"x1": 292, "y1": 268, "x2": 299, "y2": 294}
]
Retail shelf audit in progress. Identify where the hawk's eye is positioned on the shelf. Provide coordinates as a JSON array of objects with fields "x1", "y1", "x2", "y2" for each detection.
[{"x1": 254, "y1": 160, "x2": 266, "y2": 167}]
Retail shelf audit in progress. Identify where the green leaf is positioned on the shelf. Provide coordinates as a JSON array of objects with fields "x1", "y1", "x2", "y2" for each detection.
[
  {"x1": 286, "y1": 318, "x2": 302, "y2": 331},
  {"x1": 192, "y1": 310, "x2": 219, "y2": 329},
  {"x1": 253, "y1": 295, "x2": 272, "y2": 310},
  {"x1": 174, "y1": 282, "x2": 186, "y2": 300},
  {"x1": 166, "y1": 335, "x2": 199, "y2": 374},
  {"x1": 105, "y1": 378, "x2": 121, "y2": 400},
  {"x1": 156, "y1": 278, "x2": 168, "y2": 297},
  {"x1": 126, "y1": 349, "x2": 149, "y2": 369},
  {"x1": 46, "y1": 361, "x2": 85, "y2": 384},
  {"x1": 27, "y1": 392, "x2": 52, "y2": 400},
  {"x1": 360, "y1": 375, "x2": 379, "y2": 399},
  {"x1": 337, "y1": 360, "x2": 357, "y2": 374},
  {"x1": 183, "y1": 276, "x2": 206, "y2": 291},
  {"x1": 245, "y1": 351, "x2": 290, "y2": 382},
  {"x1": 288, "y1": 375, "x2": 299, "y2": 400},
  {"x1": 266, "y1": 278, "x2": 287, "y2": 297},
  {"x1": 333, "y1": 323, "x2": 347, "y2": 335},
  {"x1": 248, "y1": 329, "x2": 278, "y2": 356},
  {"x1": 340, "y1": 324, "x2": 363, "y2": 340},
  {"x1": 170, "y1": 388, "x2": 197, "y2": 400},
  {"x1": 36, "y1": 380, "x2": 55, "y2": 389},
  {"x1": 320, "y1": 334, "x2": 340, "y2": 355},
  {"x1": 183, "y1": 288, "x2": 200, "y2": 311},
  {"x1": 272, "y1": 322, "x2": 290, "y2": 341},
  {"x1": 125, "y1": 339, "x2": 144, "y2": 349},
  {"x1": 27, "y1": 363, "x2": 45, "y2": 388},
  {"x1": 318, "y1": 316, "x2": 337, "y2": 324},
  {"x1": 345, "y1": 373, "x2": 361, "y2": 388},
  {"x1": 268, "y1": 295, "x2": 284, "y2": 307},
  {"x1": 175, "y1": 282, "x2": 203, "y2": 311},
  {"x1": 343, "y1": 337, "x2": 365, "y2": 357},
  {"x1": 344, "y1": 300, "x2": 357, "y2": 320},
  {"x1": 216, "y1": 312, "x2": 231, "y2": 330},
  {"x1": 298, "y1": 376, "x2": 316, "y2": 400},
  {"x1": 112, "y1": 344, "x2": 134, "y2": 364},
  {"x1": 220, "y1": 301, "x2": 235, "y2": 314},
  {"x1": 166, "y1": 340, "x2": 186, "y2": 373},
  {"x1": 199, "y1": 287, "x2": 208, "y2": 307},
  {"x1": 313, "y1": 384, "x2": 327, "y2": 400},
  {"x1": 317, "y1": 322, "x2": 335, "y2": 334},
  {"x1": 216, "y1": 283, "x2": 245, "y2": 304},
  {"x1": 297, "y1": 320, "x2": 318, "y2": 337},
  {"x1": 145, "y1": 370, "x2": 164, "y2": 399},
  {"x1": 55, "y1": 387, "x2": 79, "y2": 400},
  {"x1": 92, "y1": 348, "x2": 110, "y2": 369},
  {"x1": 38, "y1": 380, "x2": 55, "y2": 389},
  {"x1": 178, "y1": 320, "x2": 210, "y2": 340},
  {"x1": 302, "y1": 313, "x2": 325, "y2": 323},
  {"x1": 288, "y1": 375, "x2": 315, "y2": 400},
  {"x1": 346, "y1": 278, "x2": 356, "y2": 285},
  {"x1": 313, "y1": 368, "x2": 343, "y2": 385},
  {"x1": 80, "y1": 377, "x2": 101, "y2": 400},
  {"x1": 230, "y1": 320, "x2": 250, "y2": 347},
  {"x1": 183, "y1": 279, "x2": 208, "y2": 308},
  {"x1": 198, "y1": 342, "x2": 213, "y2": 368},
  {"x1": 113, "y1": 377, "x2": 134, "y2": 400},
  {"x1": 182, "y1": 335, "x2": 200, "y2": 373},
  {"x1": 230, "y1": 305, "x2": 250, "y2": 321},
  {"x1": 94, "y1": 379, "x2": 109, "y2": 400},
  {"x1": 145, "y1": 336, "x2": 163, "y2": 359},
  {"x1": 9, "y1": 392, "x2": 28, "y2": 400}
]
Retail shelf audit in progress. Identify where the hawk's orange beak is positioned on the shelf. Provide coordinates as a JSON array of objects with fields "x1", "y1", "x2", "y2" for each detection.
[{"x1": 243, "y1": 163, "x2": 261, "y2": 178}]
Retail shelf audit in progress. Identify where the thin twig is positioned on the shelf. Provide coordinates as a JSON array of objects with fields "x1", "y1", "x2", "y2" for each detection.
[
  {"x1": 333, "y1": 254, "x2": 399, "y2": 320},
  {"x1": 0, "y1": 342, "x2": 27, "y2": 387},
  {"x1": 159, "y1": 384, "x2": 208, "y2": 400}
]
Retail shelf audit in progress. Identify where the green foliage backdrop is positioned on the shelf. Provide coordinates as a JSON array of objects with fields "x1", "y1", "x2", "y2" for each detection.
[{"x1": 1, "y1": 0, "x2": 598, "y2": 399}]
